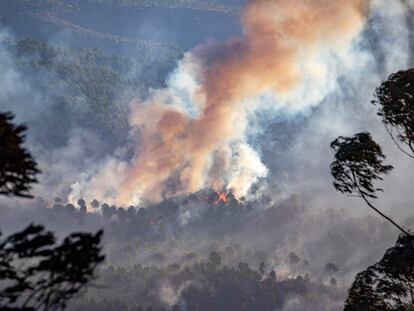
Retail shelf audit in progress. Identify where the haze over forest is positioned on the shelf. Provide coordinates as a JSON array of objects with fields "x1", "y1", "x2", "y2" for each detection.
[{"x1": 1, "y1": 1, "x2": 414, "y2": 310}]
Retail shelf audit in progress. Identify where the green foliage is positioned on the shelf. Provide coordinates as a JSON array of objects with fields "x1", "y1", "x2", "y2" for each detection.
[
  {"x1": 7, "y1": 38, "x2": 179, "y2": 138},
  {"x1": 0, "y1": 112, "x2": 39, "y2": 198},
  {"x1": 330, "y1": 132, "x2": 393, "y2": 199},
  {"x1": 373, "y1": 68, "x2": 414, "y2": 158},
  {"x1": 13, "y1": 39, "x2": 130, "y2": 134}
]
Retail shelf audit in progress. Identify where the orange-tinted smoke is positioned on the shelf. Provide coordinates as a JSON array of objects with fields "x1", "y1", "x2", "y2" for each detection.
[{"x1": 117, "y1": 0, "x2": 369, "y2": 204}]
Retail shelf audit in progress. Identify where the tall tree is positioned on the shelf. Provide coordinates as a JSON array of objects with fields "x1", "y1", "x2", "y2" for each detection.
[
  {"x1": 332, "y1": 68, "x2": 414, "y2": 309},
  {"x1": 330, "y1": 132, "x2": 408, "y2": 235},
  {"x1": 288, "y1": 251, "x2": 301, "y2": 276},
  {"x1": 344, "y1": 234, "x2": 414, "y2": 310},
  {"x1": 0, "y1": 112, "x2": 39, "y2": 198},
  {"x1": 373, "y1": 69, "x2": 414, "y2": 158}
]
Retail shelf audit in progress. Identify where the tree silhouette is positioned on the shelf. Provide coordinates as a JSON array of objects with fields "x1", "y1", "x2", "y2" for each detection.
[
  {"x1": 330, "y1": 132, "x2": 408, "y2": 235},
  {"x1": 101, "y1": 204, "x2": 117, "y2": 222},
  {"x1": 0, "y1": 112, "x2": 40, "y2": 198},
  {"x1": 344, "y1": 234, "x2": 414, "y2": 310},
  {"x1": 207, "y1": 251, "x2": 222, "y2": 270},
  {"x1": 0, "y1": 224, "x2": 104, "y2": 310},
  {"x1": 288, "y1": 252, "x2": 300, "y2": 276},
  {"x1": 90, "y1": 199, "x2": 100, "y2": 209},
  {"x1": 269, "y1": 270, "x2": 277, "y2": 282},
  {"x1": 0, "y1": 113, "x2": 105, "y2": 310},
  {"x1": 259, "y1": 262, "x2": 266, "y2": 275},
  {"x1": 373, "y1": 69, "x2": 414, "y2": 158}
]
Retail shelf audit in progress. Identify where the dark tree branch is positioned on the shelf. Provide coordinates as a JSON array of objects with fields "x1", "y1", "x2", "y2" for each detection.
[{"x1": 384, "y1": 125, "x2": 414, "y2": 159}]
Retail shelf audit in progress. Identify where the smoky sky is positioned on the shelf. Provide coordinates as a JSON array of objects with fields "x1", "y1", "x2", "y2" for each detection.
[
  {"x1": 0, "y1": 0, "x2": 413, "y2": 240},
  {"x1": 1, "y1": 1, "x2": 414, "y2": 310}
]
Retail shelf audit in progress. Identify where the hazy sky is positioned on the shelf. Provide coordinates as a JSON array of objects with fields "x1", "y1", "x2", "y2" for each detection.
[
  {"x1": 0, "y1": 0, "x2": 413, "y2": 213},
  {"x1": 0, "y1": 4, "x2": 414, "y2": 306}
]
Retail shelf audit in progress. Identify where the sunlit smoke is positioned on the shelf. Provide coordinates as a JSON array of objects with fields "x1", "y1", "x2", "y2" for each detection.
[{"x1": 74, "y1": 0, "x2": 370, "y2": 205}]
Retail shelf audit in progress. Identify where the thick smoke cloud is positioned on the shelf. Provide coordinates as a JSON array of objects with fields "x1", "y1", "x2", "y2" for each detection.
[
  {"x1": 79, "y1": 0, "x2": 369, "y2": 205},
  {"x1": 265, "y1": 0, "x2": 414, "y2": 220}
]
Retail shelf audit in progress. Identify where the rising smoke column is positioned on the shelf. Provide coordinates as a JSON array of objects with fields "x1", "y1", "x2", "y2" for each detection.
[{"x1": 78, "y1": 0, "x2": 370, "y2": 205}]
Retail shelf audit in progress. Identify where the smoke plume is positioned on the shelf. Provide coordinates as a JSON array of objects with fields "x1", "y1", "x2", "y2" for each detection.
[{"x1": 77, "y1": 0, "x2": 370, "y2": 205}]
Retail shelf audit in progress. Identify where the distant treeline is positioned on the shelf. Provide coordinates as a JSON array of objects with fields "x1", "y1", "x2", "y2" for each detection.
[{"x1": 69, "y1": 256, "x2": 342, "y2": 311}]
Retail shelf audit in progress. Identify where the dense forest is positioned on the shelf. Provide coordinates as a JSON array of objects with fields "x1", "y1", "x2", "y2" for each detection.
[{"x1": 3, "y1": 38, "x2": 179, "y2": 139}]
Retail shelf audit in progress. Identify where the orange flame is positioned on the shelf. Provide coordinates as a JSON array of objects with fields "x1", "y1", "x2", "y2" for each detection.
[{"x1": 214, "y1": 192, "x2": 228, "y2": 205}]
